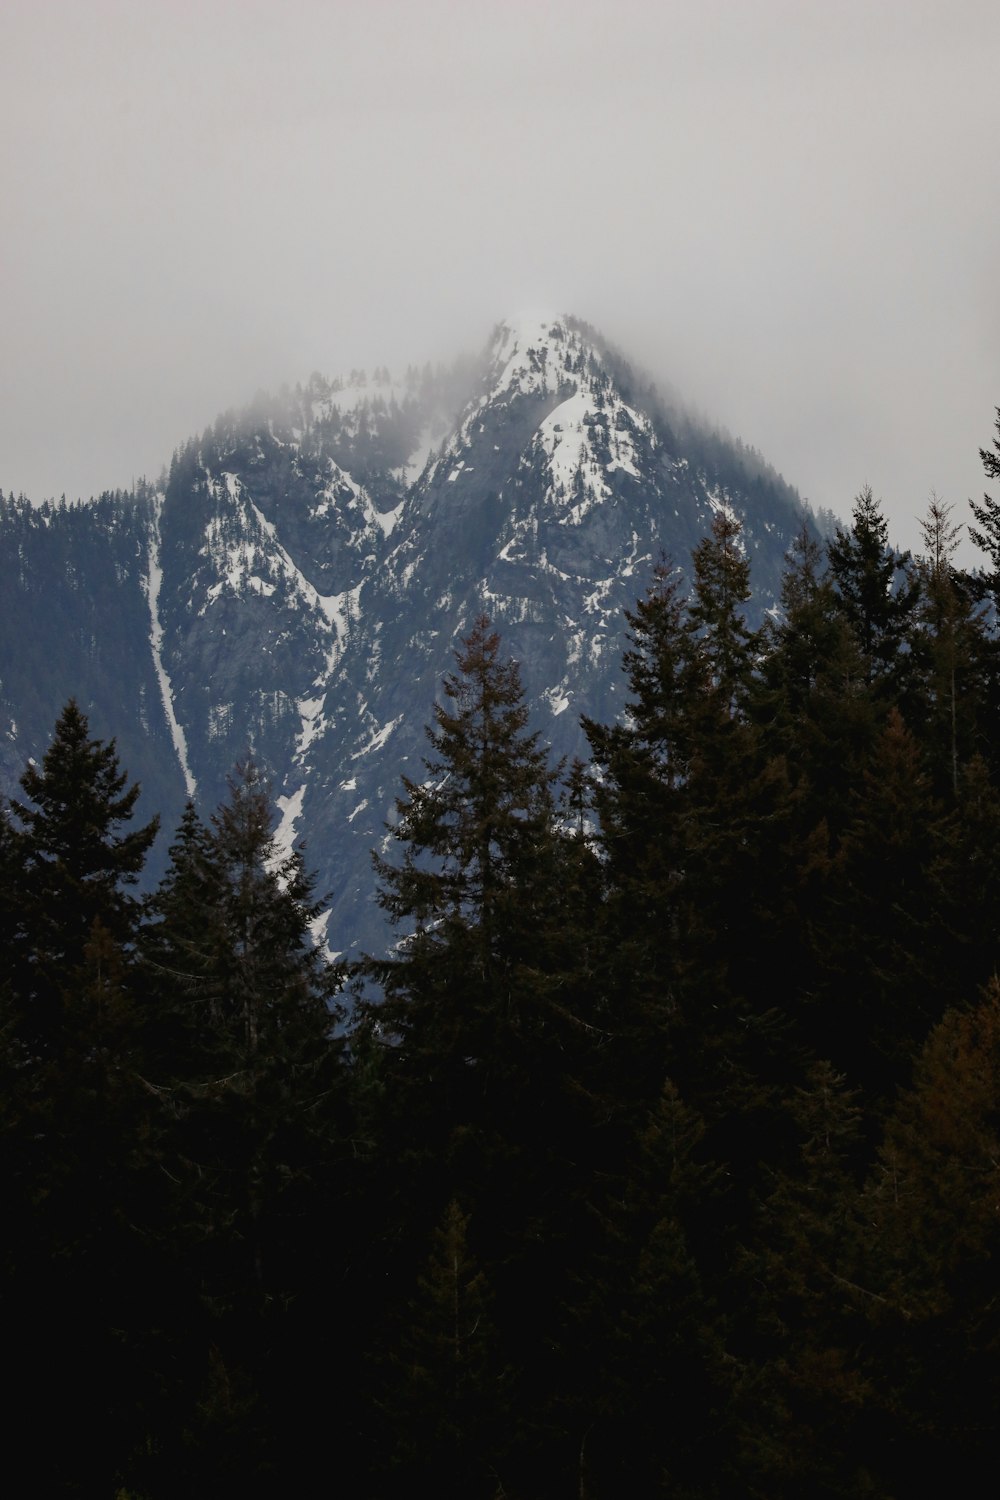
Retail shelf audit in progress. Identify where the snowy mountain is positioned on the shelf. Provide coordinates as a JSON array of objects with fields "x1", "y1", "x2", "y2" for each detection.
[{"x1": 0, "y1": 314, "x2": 817, "y2": 955}]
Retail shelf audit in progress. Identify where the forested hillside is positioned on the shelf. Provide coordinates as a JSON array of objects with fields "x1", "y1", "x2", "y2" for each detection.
[{"x1": 3, "y1": 415, "x2": 1000, "y2": 1496}]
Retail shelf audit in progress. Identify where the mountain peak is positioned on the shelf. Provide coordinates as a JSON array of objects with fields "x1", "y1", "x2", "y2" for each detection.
[
  {"x1": 0, "y1": 318, "x2": 814, "y2": 958},
  {"x1": 493, "y1": 310, "x2": 569, "y2": 348},
  {"x1": 484, "y1": 312, "x2": 596, "y2": 405}
]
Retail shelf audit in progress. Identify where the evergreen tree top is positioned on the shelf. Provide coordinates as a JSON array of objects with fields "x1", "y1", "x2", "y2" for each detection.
[{"x1": 13, "y1": 699, "x2": 158, "y2": 885}]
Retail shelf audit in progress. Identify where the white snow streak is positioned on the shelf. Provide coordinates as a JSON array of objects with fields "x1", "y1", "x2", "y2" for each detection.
[
  {"x1": 274, "y1": 782, "x2": 306, "y2": 861},
  {"x1": 543, "y1": 684, "x2": 571, "y2": 716},
  {"x1": 206, "y1": 478, "x2": 366, "y2": 675},
  {"x1": 351, "y1": 715, "x2": 403, "y2": 759},
  {"x1": 145, "y1": 496, "x2": 196, "y2": 797},
  {"x1": 294, "y1": 694, "x2": 327, "y2": 762}
]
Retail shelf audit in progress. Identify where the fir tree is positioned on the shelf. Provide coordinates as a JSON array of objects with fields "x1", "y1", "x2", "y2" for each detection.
[
  {"x1": 910, "y1": 497, "x2": 987, "y2": 797},
  {"x1": 129, "y1": 765, "x2": 348, "y2": 1491},
  {"x1": 365, "y1": 614, "x2": 565, "y2": 1136},
  {"x1": 686, "y1": 507, "x2": 760, "y2": 717},
  {"x1": 752, "y1": 526, "x2": 873, "y2": 833},
  {"x1": 827, "y1": 486, "x2": 920, "y2": 688},
  {"x1": 599, "y1": 1080, "x2": 733, "y2": 1499},
  {"x1": 818, "y1": 708, "x2": 945, "y2": 1101},
  {"x1": 967, "y1": 405, "x2": 1000, "y2": 597},
  {"x1": 361, "y1": 616, "x2": 608, "y2": 1496},
  {"x1": 385, "y1": 1199, "x2": 503, "y2": 1498},
  {"x1": 8, "y1": 698, "x2": 158, "y2": 1055},
  {"x1": 582, "y1": 561, "x2": 692, "y2": 1118},
  {"x1": 144, "y1": 762, "x2": 345, "y2": 1289},
  {"x1": 139, "y1": 799, "x2": 232, "y2": 1079},
  {"x1": 0, "y1": 703, "x2": 164, "y2": 1491}
]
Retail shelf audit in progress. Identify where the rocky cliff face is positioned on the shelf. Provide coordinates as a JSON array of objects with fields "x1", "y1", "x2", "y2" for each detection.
[{"x1": 0, "y1": 314, "x2": 816, "y2": 954}]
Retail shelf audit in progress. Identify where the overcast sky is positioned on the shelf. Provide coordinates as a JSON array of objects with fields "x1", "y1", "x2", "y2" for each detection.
[{"x1": 2, "y1": 0, "x2": 998, "y2": 556}]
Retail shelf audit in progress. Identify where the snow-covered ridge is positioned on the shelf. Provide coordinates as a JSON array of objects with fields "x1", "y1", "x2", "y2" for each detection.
[
  {"x1": 422, "y1": 313, "x2": 663, "y2": 543},
  {"x1": 200, "y1": 474, "x2": 356, "y2": 639},
  {"x1": 486, "y1": 313, "x2": 588, "y2": 401},
  {"x1": 535, "y1": 390, "x2": 651, "y2": 524},
  {"x1": 307, "y1": 461, "x2": 403, "y2": 540},
  {"x1": 423, "y1": 315, "x2": 595, "y2": 489}
]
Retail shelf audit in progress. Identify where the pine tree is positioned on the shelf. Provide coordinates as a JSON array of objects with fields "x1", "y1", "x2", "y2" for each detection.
[
  {"x1": 8, "y1": 698, "x2": 158, "y2": 1055},
  {"x1": 208, "y1": 760, "x2": 342, "y2": 1066},
  {"x1": 130, "y1": 765, "x2": 348, "y2": 1490},
  {"x1": 598, "y1": 1080, "x2": 733, "y2": 1499},
  {"x1": 586, "y1": 529, "x2": 804, "y2": 1187},
  {"x1": 385, "y1": 1198, "x2": 503, "y2": 1498},
  {"x1": 961, "y1": 412, "x2": 1000, "y2": 783},
  {"x1": 752, "y1": 526, "x2": 873, "y2": 832},
  {"x1": 0, "y1": 703, "x2": 164, "y2": 1491},
  {"x1": 967, "y1": 405, "x2": 1000, "y2": 597},
  {"x1": 819, "y1": 709, "x2": 945, "y2": 1101},
  {"x1": 582, "y1": 562, "x2": 692, "y2": 1117},
  {"x1": 668, "y1": 518, "x2": 804, "y2": 1190},
  {"x1": 910, "y1": 497, "x2": 987, "y2": 797},
  {"x1": 139, "y1": 800, "x2": 232, "y2": 1078},
  {"x1": 144, "y1": 763, "x2": 345, "y2": 1287},
  {"x1": 827, "y1": 486, "x2": 920, "y2": 688},
  {"x1": 361, "y1": 616, "x2": 606, "y2": 1496},
  {"x1": 365, "y1": 614, "x2": 564, "y2": 1136},
  {"x1": 2, "y1": 700, "x2": 158, "y2": 1134},
  {"x1": 686, "y1": 507, "x2": 761, "y2": 718}
]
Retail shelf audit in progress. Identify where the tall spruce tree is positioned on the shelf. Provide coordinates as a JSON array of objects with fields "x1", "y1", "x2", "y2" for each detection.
[
  {"x1": 582, "y1": 561, "x2": 692, "y2": 1118},
  {"x1": 599, "y1": 1080, "x2": 733, "y2": 1499},
  {"x1": 818, "y1": 709, "x2": 945, "y2": 1102},
  {"x1": 827, "y1": 486, "x2": 920, "y2": 689},
  {"x1": 1, "y1": 702, "x2": 163, "y2": 1492},
  {"x1": 909, "y1": 498, "x2": 987, "y2": 798},
  {"x1": 383, "y1": 1198, "x2": 503, "y2": 1497},
  {"x1": 967, "y1": 405, "x2": 1000, "y2": 597},
  {"x1": 665, "y1": 517, "x2": 802, "y2": 1186},
  {"x1": 141, "y1": 761, "x2": 345, "y2": 1284},
  {"x1": 139, "y1": 800, "x2": 232, "y2": 1079},
  {"x1": 8, "y1": 698, "x2": 158, "y2": 1050},
  {"x1": 130, "y1": 765, "x2": 348, "y2": 1493},
  {"x1": 587, "y1": 523, "x2": 805, "y2": 1168},
  {"x1": 752, "y1": 526, "x2": 873, "y2": 831},
  {"x1": 361, "y1": 616, "x2": 607, "y2": 1497},
  {"x1": 365, "y1": 614, "x2": 566, "y2": 1138},
  {"x1": 963, "y1": 410, "x2": 1000, "y2": 772},
  {"x1": 686, "y1": 507, "x2": 761, "y2": 718}
]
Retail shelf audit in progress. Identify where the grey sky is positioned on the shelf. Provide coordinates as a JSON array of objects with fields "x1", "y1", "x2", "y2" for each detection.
[{"x1": 2, "y1": 0, "x2": 998, "y2": 558}]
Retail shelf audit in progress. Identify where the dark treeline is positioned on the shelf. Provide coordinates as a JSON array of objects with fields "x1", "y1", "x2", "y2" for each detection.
[{"x1": 4, "y1": 413, "x2": 1000, "y2": 1496}]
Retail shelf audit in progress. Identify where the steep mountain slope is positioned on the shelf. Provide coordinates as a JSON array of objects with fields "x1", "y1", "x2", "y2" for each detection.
[
  {"x1": 0, "y1": 315, "x2": 818, "y2": 954},
  {"x1": 0, "y1": 490, "x2": 188, "y2": 845}
]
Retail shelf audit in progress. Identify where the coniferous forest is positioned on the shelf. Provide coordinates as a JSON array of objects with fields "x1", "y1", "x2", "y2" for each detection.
[{"x1": 4, "y1": 415, "x2": 1000, "y2": 1497}]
